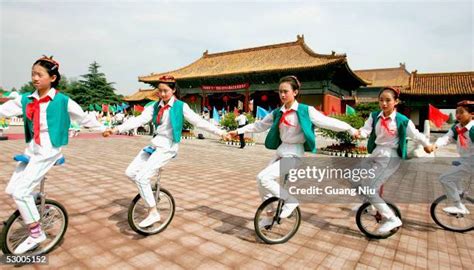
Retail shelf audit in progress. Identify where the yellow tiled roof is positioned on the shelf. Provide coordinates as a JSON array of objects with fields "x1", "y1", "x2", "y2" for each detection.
[
  {"x1": 123, "y1": 88, "x2": 159, "y2": 101},
  {"x1": 355, "y1": 64, "x2": 410, "y2": 88},
  {"x1": 139, "y1": 35, "x2": 367, "y2": 84},
  {"x1": 403, "y1": 71, "x2": 474, "y2": 95}
]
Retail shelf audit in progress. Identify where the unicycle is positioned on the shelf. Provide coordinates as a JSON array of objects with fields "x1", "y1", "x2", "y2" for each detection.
[
  {"x1": 355, "y1": 185, "x2": 402, "y2": 239},
  {"x1": 127, "y1": 146, "x2": 176, "y2": 236},
  {"x1": 430, "y1": 161, "x2": 473, "y2": 232},
  {"x1": 254, "y1": 174, "x2": 301, "y2": 244},
  {"x1": 1, "y1": 155, "x2": 69, "y2": 255}
]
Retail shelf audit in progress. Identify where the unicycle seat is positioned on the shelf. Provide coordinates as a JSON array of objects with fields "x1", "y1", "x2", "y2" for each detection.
[
  {"x1": 13, "y1": 154, "x2": 66, "y2": 166},
  {"x1": 142, "y1": 146, "x2": 177, "y2": 159},
  {"x1": 143, "y1": 146, "x2": 156, "y2": 155}
]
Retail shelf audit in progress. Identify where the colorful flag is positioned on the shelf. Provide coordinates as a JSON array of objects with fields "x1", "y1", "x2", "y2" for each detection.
[
  {"x1": 88, "y1": 104, "x2": 94, "y2": 111},
  {"x1": 102, "y1": 104, "x2": 109, "y2": 113},
  {"x1": 134, "y1": 105, "x2": 144, "y2": 113},
  {"x1": 429, "y1": 104, "x2": 449, "y2": 128},
  {"x1": 94, "y1": 104, "x2": 102, "y2": 111},
  {"x1": 213, "y1": 106, "x2": 220, "y2": 123},
  {"x1": 256, "y1": 106, "x2": 269, "y2": 119},
  {"x1": 345, "y1": 105, "x2": 356, "y2": 115}
]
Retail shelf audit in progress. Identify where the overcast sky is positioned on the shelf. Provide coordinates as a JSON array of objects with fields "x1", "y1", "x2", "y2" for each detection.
[{"x1": 1, "y1": 0, "x2": 472, "y2": 95}]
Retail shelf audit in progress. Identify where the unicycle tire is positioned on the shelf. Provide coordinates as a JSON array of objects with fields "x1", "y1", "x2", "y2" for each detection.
[
  {"x1": 430, "y1": 195, "x2": 474, "y2": 233},
  {"x1": 355, "y1": 201, "x2": 401, "y2": 239},
  {"x1": 1, "y1": 199, "x2": 68, "y2": 255},
  {"x1": 128, "y1": 187, "x2": 175, "y2": 236},
  {"x1": 254, "y1": 197, "x2": 301, "y2": 244}
]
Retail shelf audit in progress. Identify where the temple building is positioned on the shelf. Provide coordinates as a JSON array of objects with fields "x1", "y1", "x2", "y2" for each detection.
[
  {"x1": 134, "y1": 35, "x2": 368, "y2": 115},
  {"x1": 354, "y1": 66, "x2": 473, "y2": 130}
]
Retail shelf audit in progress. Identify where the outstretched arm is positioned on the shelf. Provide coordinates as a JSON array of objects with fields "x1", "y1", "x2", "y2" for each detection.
[
  {"x1": 236, "y1": 112, "x2": 274, "y2": 135},
  {"x1": 183, "y1": 103, "x2": 225, "y2": 137},
  {"x1": 114, "y1": 105, "x2": 154, "y2": 134},
  {"x1": 406, "y1": 120, "x2": 430, "y2": 147},
  {"x1": 309, "y1": 107, "x2": 357, "y2": 136},
  {"x1": 0, "y1": 96, "x2": 23, "y2": 118},
  {"x1": 68, "y1": 99, "x2": 106, "y2": 132},
  {"x1": 434, "y1": 128, "x2": 454, "y2": 148}
]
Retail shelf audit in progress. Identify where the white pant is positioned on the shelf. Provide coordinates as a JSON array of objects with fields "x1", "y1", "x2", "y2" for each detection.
[
  {"x1": 359, "y1": 147, "x2": 401, "y2": 218},
  {"x1": 5, "y1": 151, "x2": 62, "y2": 224},
  {"x1": 256, "y1": 156, "x2": 300, "y2": 202},
  {"x1": 125, "y1": 147, "x2": 177, "y2": 207},
  {"x1": 439, "y1": 160, "x2": 473, "y2": 203}
]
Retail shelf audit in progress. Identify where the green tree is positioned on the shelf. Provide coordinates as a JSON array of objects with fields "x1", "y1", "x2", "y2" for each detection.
[
  {"x1": 19, "y1": 82, "x2": 36, "y2": 93},
  {"x1": 354, "y1": 102, "x2": 379, "y2": 119},
  {"x1": 447, "y1": 112, "x2": 455, "y2": 124},
  {"x1": 320, "y1": 114, "x2": 365, "y2": 146},
  {"x1": 70, "y1": 61, "x2": 121, "y2": 108}
]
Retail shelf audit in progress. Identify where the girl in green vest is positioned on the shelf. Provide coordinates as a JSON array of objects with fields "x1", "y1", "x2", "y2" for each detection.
[
  {"x1": 429, "y1": 100, "x2": 473, "y2": 215},
  {"x1": 103, "y1": 76, "x2": 227, "y2": 228},
  {"x1": 228, "y1": 76, "x2": 358, "y2": 227},
  {"x1": 0, "y1": 56, "x2": 106, "y2": 254},
  {"x1": 353, "y1": 87, "x2": 431, "y2": 234}
]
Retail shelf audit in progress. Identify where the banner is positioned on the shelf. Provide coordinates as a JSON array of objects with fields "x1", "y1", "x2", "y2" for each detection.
[{"x1": 201, "y1": 83, "x2": 249, "y2": 92}]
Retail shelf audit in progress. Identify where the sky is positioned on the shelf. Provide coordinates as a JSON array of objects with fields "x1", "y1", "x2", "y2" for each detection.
[{"x1": 1, "y1": 0, "x2": 472, "y2": 95}]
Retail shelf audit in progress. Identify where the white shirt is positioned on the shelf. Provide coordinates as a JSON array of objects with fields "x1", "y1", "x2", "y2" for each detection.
[
  {"x1": 117, "y1": 96, "x2": 224, "y2": 149},
  {"x1": 237, "y1": 101, "x2": 357, "y2": 157},
  {"x1": 359, "y1": 110, "x2": 430, "y2": 150},
  {"x1": 0, "y1": 88, "x2": 106, "y2": 156},
  {"x1": 235, "y1": 114, "x2": 247, "y2": 126},
  {"x1": 435, "y1": 120, "x2": 474, "y2": 159}
]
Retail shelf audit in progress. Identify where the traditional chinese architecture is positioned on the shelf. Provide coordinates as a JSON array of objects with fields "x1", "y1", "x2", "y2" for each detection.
[
  {"x1": 353, "y1": 66, "x2": 473, "y2": 130},
  {"x1": 401, "y1": 71, "x2": 474, "y2": 130},
  {"x1": 137, "y1": 35, "x2": 368, "y2": 115},
  {"x1": 123, "y1": 88, "x2": 159, "y2": 106},
  {"x1": 353, "y1": 63, "x2": 410, "y2": 103}
]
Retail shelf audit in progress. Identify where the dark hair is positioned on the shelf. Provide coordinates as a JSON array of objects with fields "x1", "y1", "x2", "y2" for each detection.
[
  {"x1": 238, "y1": 109, "x2": 244, "y2": 114},
  {"x1": 378, "y1": 87, "x2": 400, "y2": 100},
  {"x1": 32, "y1": 59, "x2": 61, "y2": 88},
  {"x1": 279, "y1": 75, "x2": 301, "y2": 91},
  {"x1": 457, "y1": 101, "x2": 474, "y2": 113}
]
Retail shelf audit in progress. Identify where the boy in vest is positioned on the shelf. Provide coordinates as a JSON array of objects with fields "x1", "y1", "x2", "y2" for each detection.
[
  {"x1": 228, "y1": 76, "x2": 358, "y2": 227},
  {"x1": 0, "y1": 56, "x2": 106, "y2": 254},
  {"x1": 104, "y1": 76, "x2": 227, "y2": 228},
  {"x1": 353, "y1": 87, "x2": 431, "y2": 234},
  {"x1": 429, "y1": 100, "x2": 473, "y2": 214}
]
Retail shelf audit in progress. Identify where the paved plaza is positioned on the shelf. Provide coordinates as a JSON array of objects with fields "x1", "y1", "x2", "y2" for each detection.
[{"x1": 0, "y1": 127, "x2": 473, "y2": 269}]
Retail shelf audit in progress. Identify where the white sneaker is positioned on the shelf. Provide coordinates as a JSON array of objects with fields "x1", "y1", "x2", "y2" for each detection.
[
  {"x1": 367, "y1": 205, "x2": 378, "y2": 216},
  {"x1": 443, "y1": 205, "x2": 470, "y2": 215},
  {"x1": 14, "y1": 232, "x2": 46, "y2": 254},
  {"x1": 377, "y1": 216, "x2": 402, "y2": 234},
  {"x1": 258, "y1": 216, "x2": 274, "y2": 229},
  {"x1": 138, "y1": 212, "x2": 161, "y2": 228},
  {"x1": 279, "y1": 197, "x2": 299, "y2": 218}
]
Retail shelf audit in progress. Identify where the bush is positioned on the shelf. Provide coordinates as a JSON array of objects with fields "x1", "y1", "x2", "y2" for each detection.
[
  {"x1": 219, "y1": 112, "x2": 254, "y2": 130},
  {"x1": 183, "y1": 119, "x2": 193, "y2": 130},
  {"x1": 319, "y1": 114, "x2": 365, "y2": 145},
  {"x1": 354, "y1": 102, "x2": 379, "y2": 119},
  {"x1": 220, "y1": 112, "x2": 238, "y2": 130}
]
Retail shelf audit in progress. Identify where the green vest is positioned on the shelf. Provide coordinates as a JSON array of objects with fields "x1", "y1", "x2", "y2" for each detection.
[
  {"x1": 450, "y1": 124, "x2": 474, "y2": 143},
  {"x1": 152, "y1": 99, "x2": 185, "y2": 143},
  {"x1": 265, "y1": 104, "x2": 316, "y2": 153},
  {"x1": 21, "y1": 92, "x2": 71, "y2": 147},
  {"x1": 367, "y1": 111, "x2": 409, "y2": 159}
]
